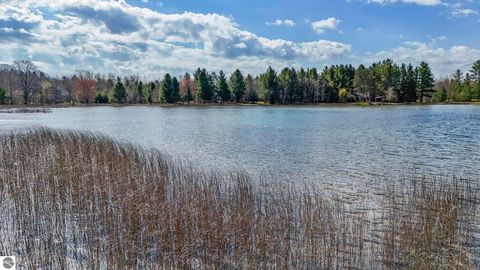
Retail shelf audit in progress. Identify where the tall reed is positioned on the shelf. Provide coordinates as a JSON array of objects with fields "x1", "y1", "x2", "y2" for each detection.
[{"x1": 0, "y1": 128, "x2": 478, "y2": 269}]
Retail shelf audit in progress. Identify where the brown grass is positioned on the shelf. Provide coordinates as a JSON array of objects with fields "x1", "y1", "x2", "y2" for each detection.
[
  {"x1": 0, "y1": 128, "x2": 478, "y2": 269},
  {"x1": 0, "y1": 108, "x2": 52, "y2": 113}
]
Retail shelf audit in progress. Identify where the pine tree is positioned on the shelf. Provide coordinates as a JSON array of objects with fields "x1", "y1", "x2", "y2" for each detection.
[
  {"x1": 171, "y1": 77, "x2": 180, "y2": 103},
  {"x1": 216, "y1": 70, "x2": 230, "y2": 102},
  {"x1": 137, "y1": 81, "x2": 144, "y2": 103},
  {"x1": 112, "y1": 78, "x2": 127, "y2": 103},
  {"x1": 416, "y1": 62, "x2": 435, "y2": 103},
  {"x1": 470, "y1": 60, "x2": 480, "y2": 101},
  {"x1": 403, "y1": 64, "x2": 417, "y2": 102},
  {"x1": 229, "y1": 69, "x2": 246, "y2": 103},
  {"x1": 194, "y1": 68, "x2": 214, "y2": 101},
  {"x1": 185, "y1": 87, "x2": 193, "y2": 103},
  {"x1": 145, "y1": 82, "x2": 154, "y2": 103},
  {"x1": 260, "y1": 66, "x2": 279, "y2": 104},
  {"x1": 462, "y1": 73, "x2": 473, "y2": 101},
  {"x1": 161, "y1": 73, "x2": 173, "y2": 103},
  {"x1": 353, "y1": 64, "x2": 373, "y2": 101},
  {"x1": 0, "y1": 87, "x2": 7, "y2": 105}
]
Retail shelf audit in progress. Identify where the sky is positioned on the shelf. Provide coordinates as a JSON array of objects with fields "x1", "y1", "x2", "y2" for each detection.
[{"x1": 0, "y1": 0, "x2": 479, "y2": 78}]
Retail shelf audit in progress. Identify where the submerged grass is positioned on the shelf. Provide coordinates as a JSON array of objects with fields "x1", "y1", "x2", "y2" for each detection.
[{"x1": 0, "y1": 128, "x2": 478, "y2": 269}]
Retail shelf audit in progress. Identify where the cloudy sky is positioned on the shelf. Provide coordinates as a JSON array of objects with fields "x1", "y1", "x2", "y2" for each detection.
[{"x1": 0, "y1": 0, "x2": 479, "y2": 78}]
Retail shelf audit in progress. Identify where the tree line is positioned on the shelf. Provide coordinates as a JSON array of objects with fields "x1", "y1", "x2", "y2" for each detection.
[{"x1": 0, "y1": 59, "x2": 479, "y2": 105}]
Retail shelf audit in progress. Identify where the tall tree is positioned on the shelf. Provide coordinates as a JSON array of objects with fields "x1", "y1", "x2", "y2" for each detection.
[
  {"x1": 14, "y1": 60, "x2": 41, "y2": 105},
  {"x1": 194, "y1": 68, "x2": 214, "y2": 102},
  {"x1": 216, "y1": 70, "x2": 230, "y2": 102},
  {"x1": 161, "y1": 74, "x2": 180, "y2": 104},
  {"x1": 62, "y1": 75, "x2": 75, "y2": 104},
  {"x1": 75, "y1": 71, "x2": 97, "y2": 104},
  {"x1": 462, "y1": 73, "x2": 473, "y2": 101},
  {"x1": 416, "y1": 62, "x2": 435, "y2": 103},
  {"x1": 171, "y1": 77, "x2": 180, "y2": 103},
  {"x1": 112, "y1": 78, "x2": 127, "y2": 103},
  {"x1": 353, "y1": 64, "x2": 373, "y2": 101},
  {"x1": 260, "y1": 66, "x2": 279, "y2": 104},
  {"x1": 279, "y1": 68, "x2": 299, "y2": 103},
  {"x1": 137, "y1": 81, "x2": 144, "y2": 103},
  {"x1": 229, "y1": 69, "x2": 246, "y2": 102},
  {"x1": 0, "y1": 87, "x2": 7, "y2": 105},
  {"x1": 402, "y1": 64, "x2": 417, "y2": 102},
  {"x1": 470, "y1": 60, "x2": 480, "y2": 100},
  {"x1": 0, "y1": 66, "x2": 17, "y2": 105},
  {"x1": 245, "y1": 74, "x2": 258, "y2": 103},
  {"x1": 161, "y1": 73, "x2": 173, "y2": 103},
  {"x1": 143, "y1": 82, "x2": 154, "y2": 103},
  {"x1": 452, "y1": 69, "x2": 463, "y2": 101},
  {"x1": 180, "y1": 72, "x2": 194, "y2": 102}
]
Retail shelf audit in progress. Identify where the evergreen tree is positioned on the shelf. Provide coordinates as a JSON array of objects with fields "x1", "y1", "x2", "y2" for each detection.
[
  {"x1": 470, "y1": 60, "x2": 480, "y2": 100},
  {"x1": 434, "y1": 86, "x2": 448, "y2": 102},
  {"x1": 161, "y1": 73, "x2": 174, "y2": 103},
  {"x1": 462, "y1": 73, "x2": 473, "y2": 101},
  {"x1": 353, "y1": 64, "x2": 373, "y2": 101},
  {"x1": 416, "y1": 62, "x2": 435, "y2": 103},
  {"x1": 320, "y1": 65, "x2": 355, "y2": 102},
  {"x1": 137, "y1": 81, "x2": 144, "y2": 103},
  {"x1": 400, "y1": 64, "x2": 417, "y2": 102},
  {"x1": 94, "y1": 92, "x2": 109, "y2": 103},
  {"x1": 216, "y1": 70, "x2": 230, "y2": 102},
  {"x1": 144, "y1": 82, "x2": 154, "y2": 103},
  {"x1": 112, "y1": 78, "x2": 127, "y2": 103},
  {"x1": 229, "y1": 69, "x2": 246, "y2": 103},
  {"x1": 194, "y1": 68, "x2": 214, "y2": 101},
  {"x1": 185, "y1": 87, "x2": 193, "y2": 103},
  {"x1": 260, "y1": 66, "x2": 279, "y2": 104},
  {"x1": 306, "y1": 68, "x2": 319, "y2": 103},
  {"x1": 172, "y1": 77, "x2": 180, "y2": 103},
  {"x1": 0, "y1": 87, "x2": 7, "y2": 105},
  {"x1": 452, "y1": 69, "x2": 463, "y2": 101}
]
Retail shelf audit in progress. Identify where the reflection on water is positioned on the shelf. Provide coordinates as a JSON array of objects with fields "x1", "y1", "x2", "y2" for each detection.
[{"x1": 1, "y1": 105, "x2": 479, "y2": 186}]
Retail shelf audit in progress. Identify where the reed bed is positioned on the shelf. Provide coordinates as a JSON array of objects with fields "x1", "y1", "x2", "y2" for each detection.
[
  {"x1": 0, "y1": 128, "x2": 478, "y2": 269},
  {"x1": 0, "y1": 108, "x2": 52, "y2": 113}
]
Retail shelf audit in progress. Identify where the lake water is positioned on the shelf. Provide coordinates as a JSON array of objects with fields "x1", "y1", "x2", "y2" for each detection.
[{"x1": 1, "y1": 105, "x2": 479, "y2": 190}]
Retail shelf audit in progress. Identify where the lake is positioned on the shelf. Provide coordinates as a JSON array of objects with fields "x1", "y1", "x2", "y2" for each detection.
[{"x1": 1, "y1": 105, "x2": 479, "y2": 190}]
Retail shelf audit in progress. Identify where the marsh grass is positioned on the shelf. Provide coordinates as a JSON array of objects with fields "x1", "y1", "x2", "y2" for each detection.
[
  {"x1": 0, "y1": 128, "x2": 478, "y2": 269},
  {"x1": 0, "y1": 108, "x2": 52, "y2": 113}
]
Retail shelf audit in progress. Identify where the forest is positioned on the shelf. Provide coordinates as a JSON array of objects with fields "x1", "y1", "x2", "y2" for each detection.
[{"x1": 0, "y1": 59, "x2": 479, "y2": 105}]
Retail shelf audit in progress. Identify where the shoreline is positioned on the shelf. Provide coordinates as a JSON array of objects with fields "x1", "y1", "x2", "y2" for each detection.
[{"x1": 1, "y1": 101, "x2": 479, "y2": 109}]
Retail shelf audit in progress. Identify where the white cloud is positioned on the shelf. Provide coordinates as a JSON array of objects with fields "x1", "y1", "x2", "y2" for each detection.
[
  {"x1": 0, "y1": 0, "x2": 351, "y2": 76},
  {"x1": 363, "y1": 41, "x2": 480, "y2": 76},
  {"x1": 265, "y1": 19, "x2": 296, "y2": 27},
  {"x1": 311, "y1": 18, "x2": 341, "y2": 34},
  {"x1": 450, "y1": 3, "x2": 479, "y2": 17},
  {"x1": 0, "y1": 0, "x2": 477, "y2": 78}
]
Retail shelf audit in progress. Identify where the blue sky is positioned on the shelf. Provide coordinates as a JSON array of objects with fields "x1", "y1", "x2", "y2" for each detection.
[{"x1": 0, "y1": 0, "x2": 479, "y2": 77}]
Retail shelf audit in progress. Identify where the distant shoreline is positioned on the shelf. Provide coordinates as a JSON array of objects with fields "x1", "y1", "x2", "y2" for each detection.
[{"x1": 1, "y1": 101, "x2": 479, "y2": 109}]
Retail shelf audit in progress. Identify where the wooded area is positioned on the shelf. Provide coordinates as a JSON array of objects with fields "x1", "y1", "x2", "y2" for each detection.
[{"x1": 1, "y1": 59, "x2": 479, "y2": 105}]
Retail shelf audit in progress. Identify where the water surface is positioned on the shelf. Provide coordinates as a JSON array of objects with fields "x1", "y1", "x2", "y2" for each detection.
[{"x1": 1, "y1": 105, "x2": 479, "y2": 188}]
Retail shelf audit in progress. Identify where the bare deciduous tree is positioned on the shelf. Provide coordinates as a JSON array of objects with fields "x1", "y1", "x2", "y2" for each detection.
[
  {"x1": 75, "y1": 71, "x2": 97, "y2": 104},
  {"x1": 14, "y1": 60, "x2": 41, "y2": 105}
]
